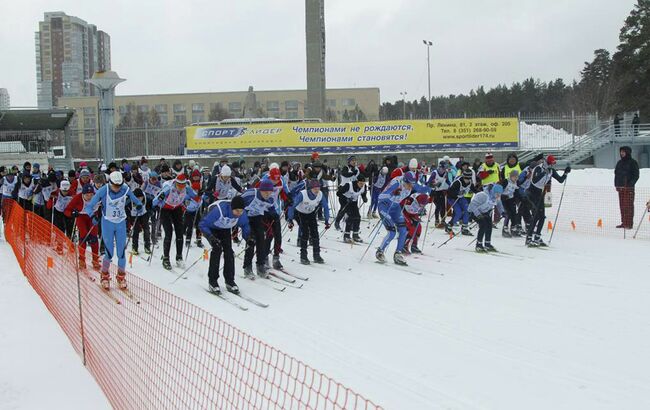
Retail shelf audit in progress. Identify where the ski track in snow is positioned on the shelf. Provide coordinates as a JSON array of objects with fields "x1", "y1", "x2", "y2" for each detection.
[{"x1": 123, "y1": 222, "x2": 650, "y2": 410}]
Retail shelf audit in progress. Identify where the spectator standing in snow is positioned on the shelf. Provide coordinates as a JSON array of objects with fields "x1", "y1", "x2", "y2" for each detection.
[
  {"x1": 614, "y1": 146, "x2": 640, "y2": 229},
  {"x1": 632, "y1": 113, "x2": 640, "y2": 137},
  {"x1": 614, "y1": 114, "x2": 622, "y2": 138}
]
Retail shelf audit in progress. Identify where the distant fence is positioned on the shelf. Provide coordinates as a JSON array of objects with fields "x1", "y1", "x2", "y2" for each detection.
[{"x1": 1, "y1": 200, "x2": 382, "y2": 410}]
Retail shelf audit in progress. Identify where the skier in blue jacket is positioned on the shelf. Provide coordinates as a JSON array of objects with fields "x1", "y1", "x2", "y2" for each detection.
[
  {"x1": 85, "y1": 171, "x2": 142, "y2": 289},
  {"x1": 199, "y1": 196, "x2": 249, "y2": 294},
  {"x1": 376, "y1": 171, "x2": 431, "y2": 266}
]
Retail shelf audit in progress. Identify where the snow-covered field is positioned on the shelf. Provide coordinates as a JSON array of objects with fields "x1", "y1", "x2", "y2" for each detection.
[
  {"x1": 5, "y1": 167, "x2": 650, "y2": 409},
  {"x1": 0, "y1": 244, "x2": 109, "y2": 410}
]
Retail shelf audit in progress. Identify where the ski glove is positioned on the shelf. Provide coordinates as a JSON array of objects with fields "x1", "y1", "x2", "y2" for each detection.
[
  {"x1": 324, "y1": 222, "x2": 331, "y2": 230},
  {"x1": 564, "y1": 166, "x2": 571, "y2": 174},
  {"x1": 206, "y1": 234, "x2": 221, "y2": 251},
  {"x1": 135, "y1": 204, "x2": 143, "y2": 211},
  {"x1": 287, "y1": 221, "x2": 294, "y2": 230},
  {"x1": 246, "y1": 237, "x2": 256, "y2": 247},
  {"x1": 392, "y1": 187, "x2": 402, "y2": 196},
  {"x1": 71, "y1": 210, "x2": 79, "y2": 218},
  {"x1": 92, "y1": 216, "x2": 100, "y2": 226}
]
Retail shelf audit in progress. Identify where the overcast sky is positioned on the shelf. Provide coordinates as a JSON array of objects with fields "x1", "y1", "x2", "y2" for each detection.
[{"x1": 0, "y1": 0, "x2": 637, "y2": 107}]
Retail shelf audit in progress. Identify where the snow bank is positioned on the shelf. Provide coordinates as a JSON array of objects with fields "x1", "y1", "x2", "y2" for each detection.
[
  {"x1": 0, "y1": 243, "x2": 109, "y2": 410},
  {"x1": 519, "y1": 122, "x2": 584, "y2": 149}
]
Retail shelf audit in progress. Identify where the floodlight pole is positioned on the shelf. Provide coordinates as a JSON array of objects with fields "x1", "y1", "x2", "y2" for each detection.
[{"x1": 86, "y1": 71, "x2": 126, "y2": 164}]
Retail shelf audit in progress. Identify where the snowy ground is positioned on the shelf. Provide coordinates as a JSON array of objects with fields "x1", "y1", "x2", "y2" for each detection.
[
  {"x1": 0, "y1": 244, "x2": 109, "y2": 410},
  {"x1": 130, "y1": 219, "x2": 650, "y2": 410}
]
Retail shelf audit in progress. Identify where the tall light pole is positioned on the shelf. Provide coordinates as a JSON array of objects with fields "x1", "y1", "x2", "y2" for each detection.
[
  {"x1": 400, "y1": 91, "x2": 407, "y2": 120},
  {"x1": 423, "y1": 40, "x2": 433, "y2": 119},
  {"x1": 86, "y1": 70, "x2": 126, "y2": 164}
]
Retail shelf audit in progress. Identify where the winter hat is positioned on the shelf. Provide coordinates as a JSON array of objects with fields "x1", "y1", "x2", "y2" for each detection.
[
  {"x1": 356, "y1": 174, "x2": 366, "y2": 182},
  {"x1": 79, "y1": 161, "x2": 88, "y2": 168},
  {"x1": 311, "y1": 161, "x2": 323, "y2": 168},
  {"x1": 269, "y1": 168, "x2": 281, "y2": 181},
  {"x1": 160, "y1": 164, "x2": 171, "y2": 173},
  {"x1": 123, "y1": 164, "x2": 132, "y2": 173},
  {"x1": 280, "y1": 160, "x2": 289, "y2": 168},
  {"x1": 33, "y1": 163, "x2": 41, "y2": 171},
  {"x1": 403, "y1": 171, "x2": 416, "y2": 184},
  {"x1": 462, "y1": 169, "x2": 473, "y2": 178},
  {"x1": 100, "y1": 164, "x2": 107, "y2": 172},
  {"x1": 269, "y1": 162, "x2": 279, "y2": 170},
  {"x1": 108, "y1": 162, "x2": 118, "y2": 171},
  {"x1": 491, "y1": 184, "x2": 504, "y2": 195},
  {"x1": 308, "y1": 179, "x2": 321, "y2": 189},
  {"x1": 60, "y1": 180, "x2": 71, "y2": 191},
  {"x1": 532, "y1": 153, "x2": 544, "y2": 163},
  {"x1": 82, "y1": 184, "x2": 95, "y2": 195},
  {"x1": 311, "y1": 151, "x2": 320, "y2": 160},
  {"x1": 68, "y1": 170, "x2": 77, "y2": 178},
  {"x1": 231, "y1": 196, "x2": 245, "y2": 210},
  {"x1": 174, "y1": 174, "x2": 187, "y2": 184},
  {"x1": 80, "y1": 169, "x2": 91, "y2": 178},
  {"x1": 109, "y1": 171, "x2": 123, "y2": 186},
  {"x1": 509, "y1": 169, "x2": 520, "y2": 177},
  {"x1": 148, "y1": 171, "x2": 159, "y2": 179},
  {"x1": 416, "y1": 194, "x2": 429, "y2": 206},
  {"x1": 485, "y1": 152, "x2": 494, "y2": 160},
  {"x1": 259, "y1": 180, "x2": 275, "y2": 192},
  {"x1": 381, "y1": 166, "x2": 388, "y2": 174},
  {"x1": 133, "y1": 188, "x2": 144, "y2": 198},
  {"x1": 347, "y1": 155, "x2": 356, "y2": 163},
  {"x1": 93, "y1": 174, "x2": 105, "y2": 184},
  {"x1": 408, "y1": 158, "x2": 418, "y2": 169},
  {"x1": 191, "y1": 169, "x2": 201, "y2": 178},
  {"x1": 220, "y1": 165, "x2": 232, "y2": 177},
  {"x1": 442, "y1": 155, "x2": 451, "y2": 162},
  {"x1": 546, "y1": 155, "x2": 557, "y2": 165},
  {"x1": 189, "y1": 160, "x2": 196, "y2": 168}
]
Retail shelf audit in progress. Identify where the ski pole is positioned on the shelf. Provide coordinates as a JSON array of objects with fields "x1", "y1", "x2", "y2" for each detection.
[
  {"x1": 633, "y1": 207, "x2": 648, "y2": 239},
  {"x1": 359, "y1": 215, "x2": 384, "y2": 262},
  {"x1": 421, "y1": 198, "x2": 435, "y2": 246},
  {"x1": 432, "y1": 196, "x2": 461, "y2": 246},
  {"x1": 548, "y1": 175, "x2": 568, "y2": 245},
  {"x1": 184, "y1": 206, "x2": 201, "y2": 261},
  {"x1": 171, "y1": 249, "x2": 208, "y2": 284}
]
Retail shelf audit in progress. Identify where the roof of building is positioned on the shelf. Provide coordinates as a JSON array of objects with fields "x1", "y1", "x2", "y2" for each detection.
[{"x1": 0, "y1": 108, "x2": 75, "y2": 131}]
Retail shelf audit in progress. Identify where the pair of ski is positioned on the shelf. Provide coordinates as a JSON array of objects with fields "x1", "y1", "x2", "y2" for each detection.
[
  {"x1": 206, "y1": 286, "x2": 269, "y2": 311},
  {"x1": 460, "y1": 249, "x2": 526, "y2": 260},
  {"x1": 82, "y1": 269, "x2": 140, "y2": 305},
  {"x1": 374, "y1": 260, "x2": 425, "y2": 276}
]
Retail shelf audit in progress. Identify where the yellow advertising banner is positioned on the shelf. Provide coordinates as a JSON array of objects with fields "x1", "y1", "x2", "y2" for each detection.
[{"x1": 185, "y1": 118, "x2": 519, "y2": 155}]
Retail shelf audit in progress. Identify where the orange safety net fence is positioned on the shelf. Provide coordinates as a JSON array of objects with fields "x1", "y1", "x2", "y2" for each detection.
[{"x1": 1, "y1": 200, "x2": 382, "y2": 410}]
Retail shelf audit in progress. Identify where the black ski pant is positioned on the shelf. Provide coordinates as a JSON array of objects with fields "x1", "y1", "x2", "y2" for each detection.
[
  {"x1": 335, "y1": 194, "x2": 349, "y2": 225},
  {"x1": 184, "y1": 210, "x2": 202, "y2": 242},
  {"x1": 161, "y1": 207, "x2": 184, "y2": 260},
  {"x1": 344, "y1": 200, "x2": 361, "y2": 234},
  {"x1": 476, "y1": 214, "x2": 493, "y2": 244},
  {"x1": 53, "y1": 209, "x2": 75, "y2": 239},
  {"x1": 263, "y1": 213, "x2": 282, "y2": 257},
  {"x1": 526, "y1": 189, "x2": 546, "y2": 238},
  {"x1": 502, "y1": 197, "x2": 520, "y2": 228},
  {"x1": 244, "y1": 215, "x2": 267, "y2": 268},
  {"x1": 18, "y1": 197, "x2": 33, "y2": 212},
  {"x1": 208, "y1": 228, "x2": 235, "y2": 287},
  {"x1": 432, "y1": 191, "x2": 447, "y2": 221},
  {"x1": 297, "y1": 211, "x2": 321, "y2": 259},
  {"x1": 150, "y1": 208, "x2": 161, "y2": 244},
  {"x1": 132, "y1": 213, "x2": 151, "y2": 251}
]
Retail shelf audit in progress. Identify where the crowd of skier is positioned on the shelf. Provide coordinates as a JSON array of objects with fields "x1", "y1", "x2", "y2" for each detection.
[{"x1": 0, "y1": 150, "x2": 577, "y2": 294}]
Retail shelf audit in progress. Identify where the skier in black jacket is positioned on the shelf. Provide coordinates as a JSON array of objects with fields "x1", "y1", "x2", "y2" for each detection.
[{"x1": 614, "y1": 146, "x2": 640, "y2": 229}]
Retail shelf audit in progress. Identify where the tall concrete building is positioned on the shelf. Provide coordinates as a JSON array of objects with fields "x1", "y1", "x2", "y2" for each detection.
[
  {"x1": 0, "y1": 88, "x2": 9, "y2": 109},
  {"x1": 35, "y1": 12, "x2": 111, "y2": 108},
  {"x1": 305, "y1": 0, "x2": 326, "y2": 120}
]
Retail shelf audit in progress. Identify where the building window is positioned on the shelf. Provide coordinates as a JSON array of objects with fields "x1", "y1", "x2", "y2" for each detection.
[
  {"x1": 228, "y1": 102, "x2": 242, "y2": 112},
  {"x1": 84, "y1": 117, "x2": 96, "y2": 129},
  {"x1": 173, "y1": 104, "x2": 186, "y2": 113},
  {"x1": 286, "y1": 111, "x2": 299, "y2": 119},
  {"x1": 158, "y1": 114, "x2": 168, "y2": 125},
  {"x1": 209, "y1": 102, "x2": 223, "y2": 111},
  {"x1": 285, "y1": 100, "x2": 299, "y2": 110},
  {"x1": 327, "y1": 99, "x2": 337, "y2": 108},
  {"x1": 174, "y1": 114, "x2": 187, "y2": 126},
  {"x1": 83, "y1": 107, "x2": 95, "y2": 116},
  {"x1": 266, "y1": 101, "x2": 279, "y2": 111},
  {"x1": 137, "y1": 105, "x2": 149, "y2": 113},
  {"x1": 154, "y1": 104, "x2": 167, "y2": 113},
  {"x1": 341, "y1": 98, "x2": 356, "y2": 107},
  {"x1": 192, "y1": 103, "x2": 204, "y2": 113},
  {"x1": 192, "y1": 114, "x2": 205, "y2": 123}
]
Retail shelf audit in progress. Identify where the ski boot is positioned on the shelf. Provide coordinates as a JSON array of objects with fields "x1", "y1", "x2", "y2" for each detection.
[
  {"x1": 366, "y1": 210, "x2": 373, "y2": 219},
  {"x1": 375, "y1": 248, "x2": 386, "y2": 263},
  {"x1": 226, "y1": 281, "x2": 240, "y2": 295},
  {"x1": 343, "y1": 233, "x2": 353, "y2": 244},
  {"x1": 313, "y1": 254, "x2": 325, "y2": 264},
  {"x1": 484, "y1": 243, "x2": 497, "y2": 252},
  {"x1": 511, "y1": 225, "x2": 523, "y2": 237},
  {"x1": 92, "y1": 258, "x2": 101, "y2": 271},
  {"x1": 264, "y1": 256, "x2": 271, "y2": 272},
  {"x1": 393, "y1": 251, "x2": 408, "y2": 266},
  {"x1": 461, "y1": 224, "x2": 473, "y2": 236},
  {"x1": 444, "y1": 223, "x2": 454, "y2": 234},
  {"x1": 502, "y1": 227, "x2": 512, "y2": 238},
  {"x1": 533, "y1": 236, "x2": 548, "y2": 247},
  {"x1": 116, "y1": 271, "x2": 127, "y2": 290},
  {"x1": 162, "y1": 257, "x2": 172, "y2": 270},
  {"x1": 209, "y1": 283, "x2": 221, "y2": 294},
  {"x1": 272, "y1": 255, "x2": 283, "y2": 270},
  {"x1": 131, "y1": 248, "x2": 140, "y2": 255},
  {"x1": 243, "y1": 265, "x2": 255, "y2": 280},
  {"x1": 372, "y1": 212, "x2": 379, "y2": 219},
  {"x1": 300, "y1": 255, "x2": 311, "y2": 265},
  {"x1": 475, "y1": 243, "x2": 487, "y2": 253},
  {"x1": 144, "y1": 245, "x2": 152, "y2": 255},
  {"x1": 100, "y1": 271, "x2": 110, "y2": 290},
  {"x1": 410, "y1": 244, "x2": 422, "y2": 254},
  {"x1": 525, "y1": 236, "x2": 537, "y2": 247},
  {"x1": 352, "y1": 232, "x2": 364, "y2": 243},
  {"x1": 176, "y1": 257, "x2": 185, "y2": 269},
  {"x1": 196, "y1": 239, "x2": 204, "y2": 248},
  {"x1": 78, "y1": 258, "x2": 87, "y2": 270},
  {"x1": 334, "y1": 219, "x2": 342, "y2": 231},
  {"x1": 256, "y1": 263, "x2": 269, "y2": 279}
]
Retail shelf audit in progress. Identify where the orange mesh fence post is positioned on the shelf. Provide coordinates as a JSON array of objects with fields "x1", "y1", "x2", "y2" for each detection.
[
  {"x1": 547, "y1": 221, "x2": 552, "y2": 232},
  {"x1": 597, "y1": 218, "x2": 603, "y2": 228}
]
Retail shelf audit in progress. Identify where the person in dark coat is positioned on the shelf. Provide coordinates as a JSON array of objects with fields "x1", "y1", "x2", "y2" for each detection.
[
  {"x1": 632, "y1": 113, "x2": 640, "y2": 137},
  {"x1": 614, "y1": 114, "x2": 621, "y2": 138},
  {"x1": 614, "y1": 146, "x2": 640, "y2": 229}
]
